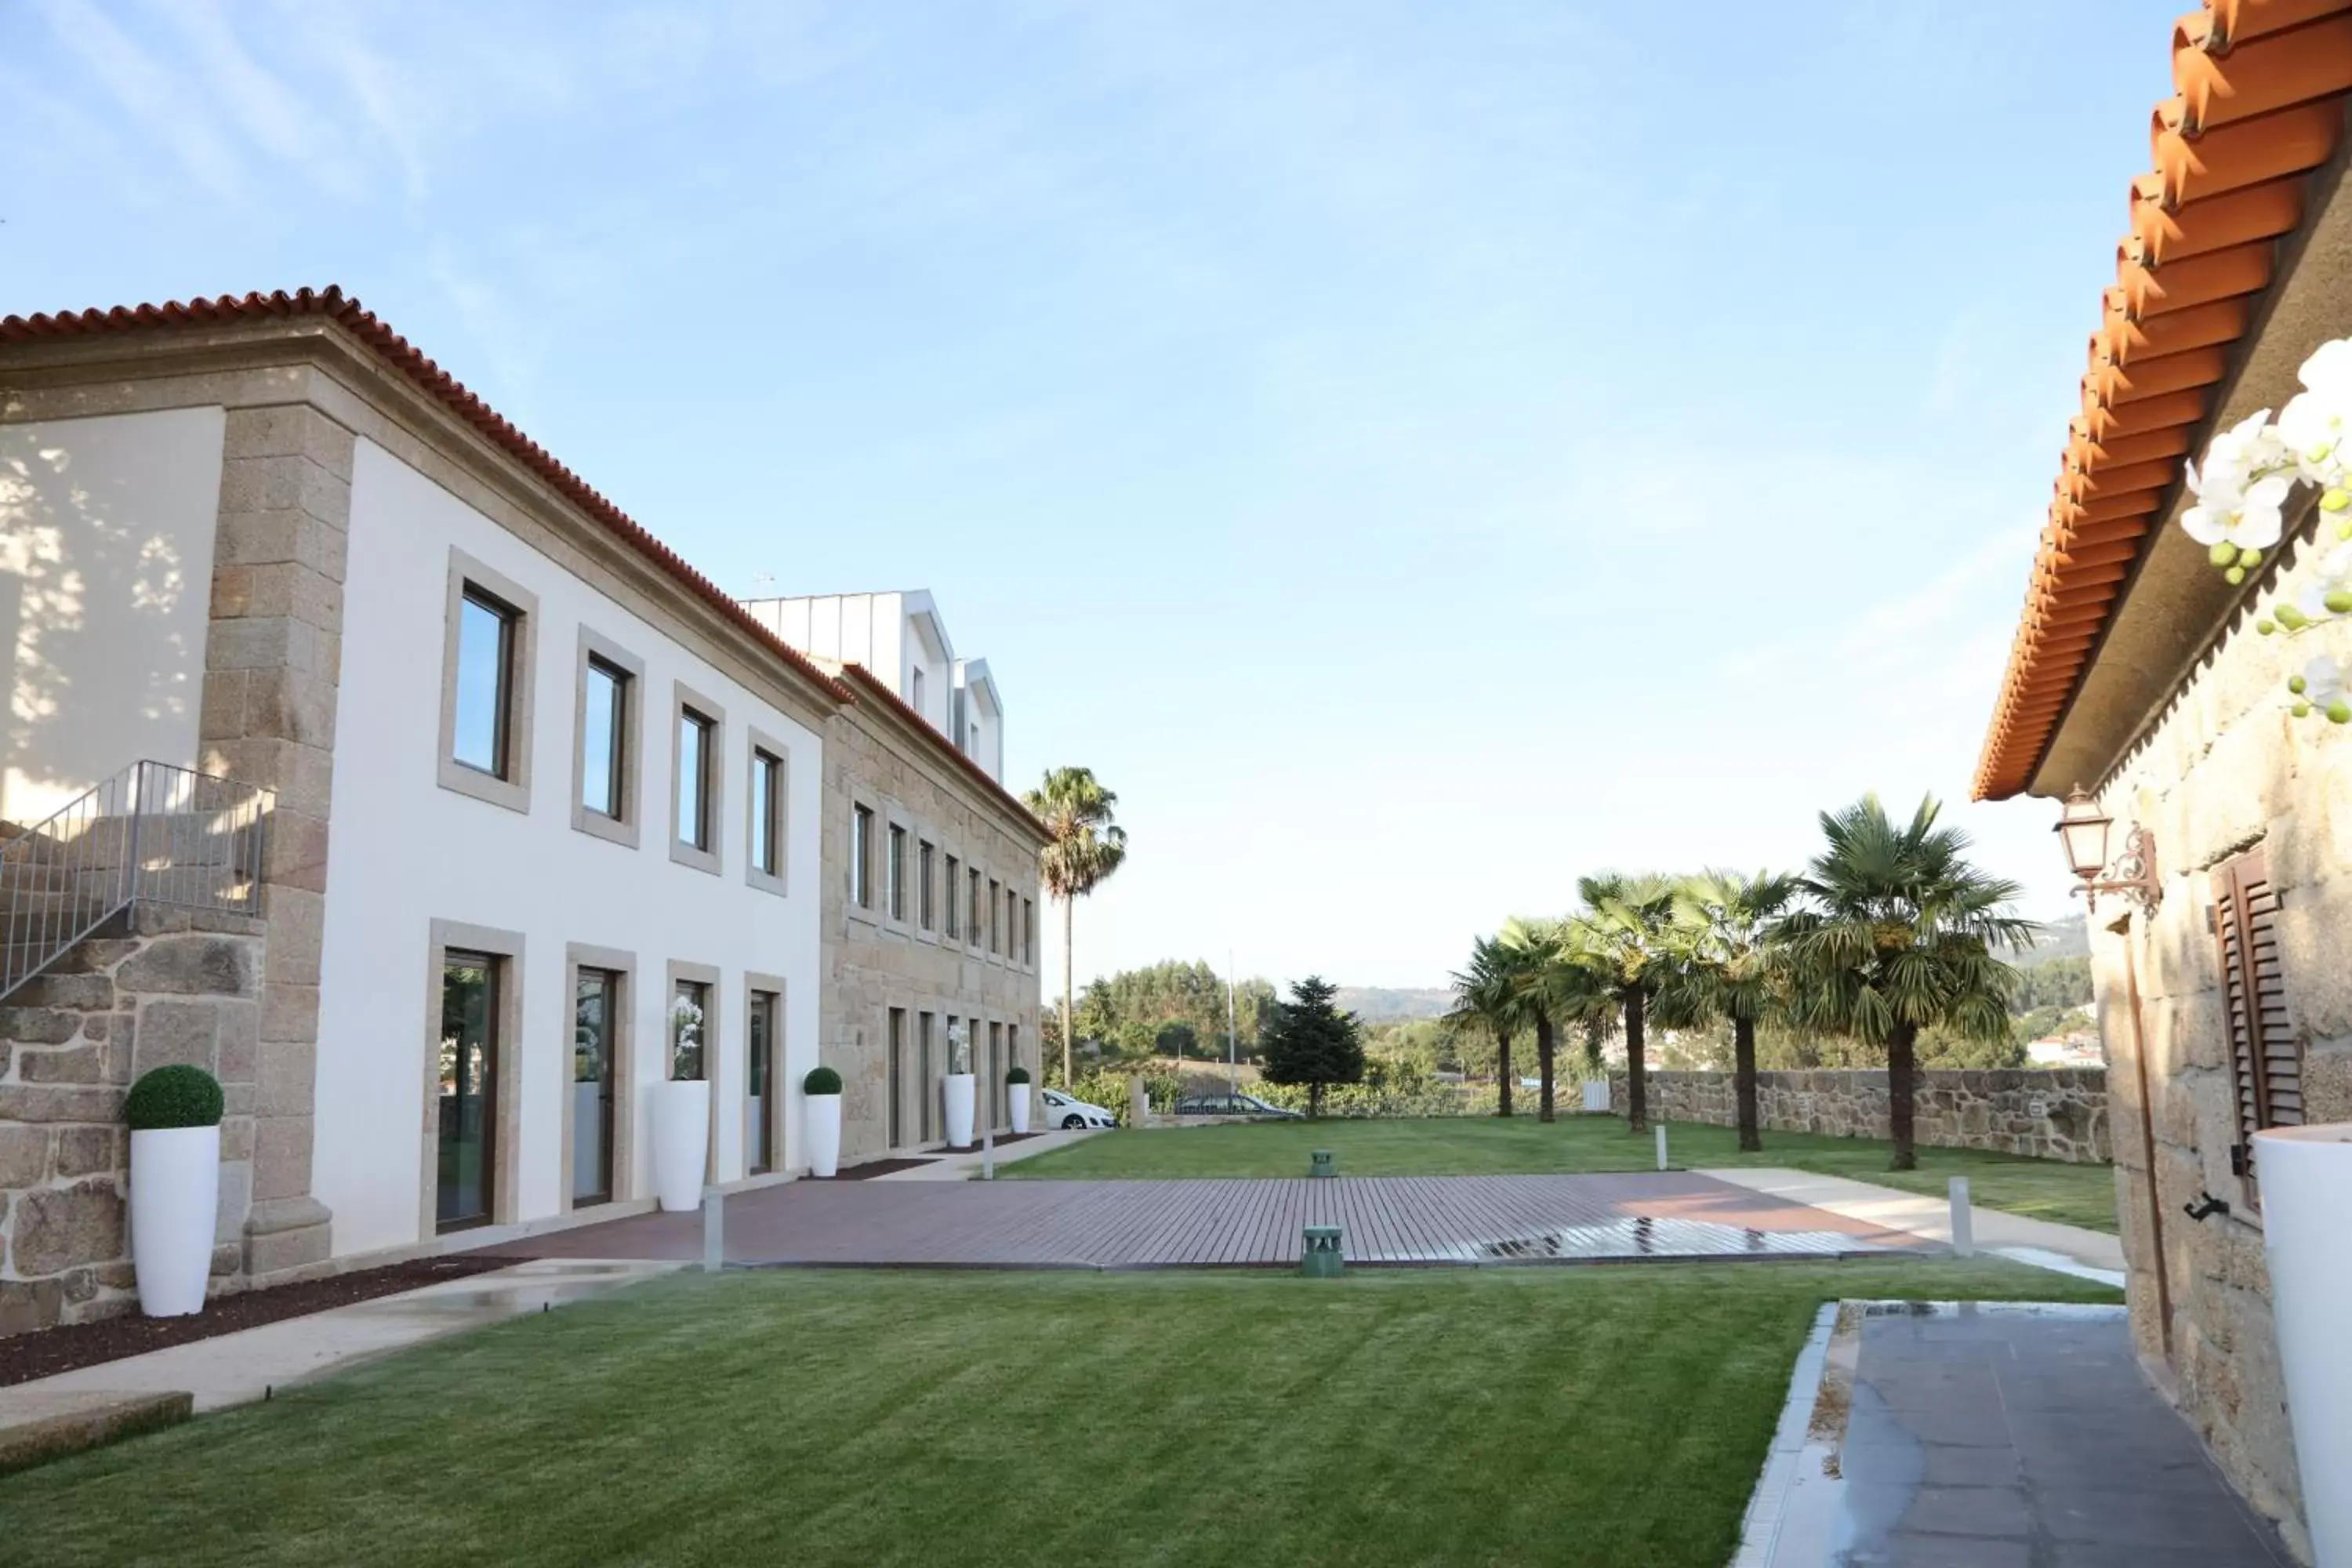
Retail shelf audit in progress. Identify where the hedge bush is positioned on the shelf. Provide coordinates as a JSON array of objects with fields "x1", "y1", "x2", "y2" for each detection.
[
  {"x1": 1005, "y1": 1065, "x2": 1031, "y2": 1084},
  {"x1": 125, "y1": 1065, "x2": 224, "y2": 1131},
  {"x1": 803, "y1": 1065, "x2": 843, "y2": 1095}
]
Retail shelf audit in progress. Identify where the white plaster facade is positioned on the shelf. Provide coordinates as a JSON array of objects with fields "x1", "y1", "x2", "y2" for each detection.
[
  {"x1": 315, "y1": 440, "x2": 826, "y2": 1255},
  {"x1": 954, "y1": 657, "x2": 1004, "y2": 781},
  {"x1": 2, "y1": 406, "x2": 227, "y2": 825}
]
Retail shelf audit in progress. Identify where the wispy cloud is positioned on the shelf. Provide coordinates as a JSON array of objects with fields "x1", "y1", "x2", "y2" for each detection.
[{"x1": 35, "y1": 0, "x2": 249, "y2": 200}]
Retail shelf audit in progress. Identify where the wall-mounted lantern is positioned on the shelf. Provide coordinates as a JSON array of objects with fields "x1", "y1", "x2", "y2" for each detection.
[{"x1": 2054, "y1": 786, "x2": 2161, "y2": 916}]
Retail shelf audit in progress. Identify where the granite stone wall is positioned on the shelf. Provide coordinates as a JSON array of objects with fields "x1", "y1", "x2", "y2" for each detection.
[
  {"x1": 1606, "y1": 1068, "x2": 2112, "y2": 1163},
  {"x1": 0, "y1": 909, "x2": 265, "y2": 1335},
  {"x1": 818, "y1": 699, "x2": 1044, "y2": 1169}
]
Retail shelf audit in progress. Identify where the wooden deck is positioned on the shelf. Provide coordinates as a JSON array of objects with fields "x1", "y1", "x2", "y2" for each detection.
[{"x1": 486, "y1": 1173, "x2": 1926, "y2": 1270}]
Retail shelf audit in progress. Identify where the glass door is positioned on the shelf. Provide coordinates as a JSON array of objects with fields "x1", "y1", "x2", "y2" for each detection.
[
  {"x1": 748, "y1": 992, "x2": 775, "y2": 1174},
  {"x1": 572, "y1": 970, "x2": 616, "y2": 1205},
  {"x1": 437, "y1": 952, "x2": 499, "y2": 1231},
  {"x1": 890, "y1": 1011, "x2": 910, "y2": 1149}
]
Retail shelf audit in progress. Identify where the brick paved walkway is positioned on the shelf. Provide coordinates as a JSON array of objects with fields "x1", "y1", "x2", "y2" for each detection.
[{"x1": 484, "y1": 1172, "x2": 1926, "y2": 1269}]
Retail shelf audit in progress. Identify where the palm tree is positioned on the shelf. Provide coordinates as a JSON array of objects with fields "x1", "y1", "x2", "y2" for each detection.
[
  {"x1": 1497, "y1": 919, "x2": 1565, "y2": 1121},
  {"x1": 1446, "y1": 936, "x2": 1521, "y2": 1116},
  {"x1": 1563, "y1": 873, "x2": 1680, "y2": 1134},
  {"x1": 1778, "y1": 795, "x2": 2034, "y2": 1171},
  {"x1": 1022, "y1": 767, "x2": 1129, "y2": 1084},
  {"x1": 1663, "y1": 869, "x2": 1800, "y2": 1153}
]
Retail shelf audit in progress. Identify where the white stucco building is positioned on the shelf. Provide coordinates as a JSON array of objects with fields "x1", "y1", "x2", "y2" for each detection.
[{"x1": 0, "y1": 289, "x2": 1044, "y2": 1331}]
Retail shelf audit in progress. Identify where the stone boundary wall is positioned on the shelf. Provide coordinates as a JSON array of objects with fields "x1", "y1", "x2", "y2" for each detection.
[
  {"x1": 1, "y1": 909, "x2": 265, "y2": 1335},
  {"x1": 1607, "y1": 1068, "x2": 2111, "y2": 1163}
]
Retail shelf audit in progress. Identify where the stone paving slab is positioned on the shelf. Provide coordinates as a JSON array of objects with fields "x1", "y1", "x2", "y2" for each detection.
[
  {"x1": 1828, "y1": 1304, "x2": 2290, "y2": 1566},
  {"x1": 1698, "y1": 1167, "x2": 2125, "y2": 1281},
  {"x1": 481, "y1": 1172, "x2": 1929, "y2": 1269}
]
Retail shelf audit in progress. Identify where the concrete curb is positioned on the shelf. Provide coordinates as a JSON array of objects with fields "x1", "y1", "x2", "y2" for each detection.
[{"x1": 0, "y1": 1388, "x2": 194, "y2": 1476}]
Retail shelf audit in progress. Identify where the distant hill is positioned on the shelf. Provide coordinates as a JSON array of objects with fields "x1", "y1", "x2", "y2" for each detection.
[
  {"x1": 2016, "y1": 913, "x2": 2089, "y2": 963},
  {"x1": 1334, "y1": 985, "x2": 1453, "y2": 1022}
]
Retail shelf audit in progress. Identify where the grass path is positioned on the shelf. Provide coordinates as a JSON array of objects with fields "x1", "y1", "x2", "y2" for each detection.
[
  {"x1": 0, "y1": 1260, "x2": 2117, "y2": 1567},
  {"x1": 1004, "y1": 1116, "x2": 2120, "y2": 1232}
]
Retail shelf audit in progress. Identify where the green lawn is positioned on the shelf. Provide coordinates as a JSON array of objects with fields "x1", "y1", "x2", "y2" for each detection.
[
  {"x1": 1, "y1": 1260, "x2": 2117, "y2": 1567},
  {"x1": 1007, "y1": 1116, "x2": 2121, "y2": 1232}
]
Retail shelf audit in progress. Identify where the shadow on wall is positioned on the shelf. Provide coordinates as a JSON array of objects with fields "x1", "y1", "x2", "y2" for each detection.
[{"x1": 3, "y1": 419, "x2": 209, "y2": 826}]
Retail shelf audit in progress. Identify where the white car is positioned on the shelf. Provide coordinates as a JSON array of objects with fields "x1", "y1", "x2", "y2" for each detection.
[{"x1": 1037, "y1": 1087, "x2": 1117, "y2": 1130}]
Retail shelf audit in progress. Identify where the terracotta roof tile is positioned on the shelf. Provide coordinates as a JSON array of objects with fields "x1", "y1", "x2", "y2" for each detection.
[{"x1": 1976, "y1": 0, "x2": 2352, "y2": 799}]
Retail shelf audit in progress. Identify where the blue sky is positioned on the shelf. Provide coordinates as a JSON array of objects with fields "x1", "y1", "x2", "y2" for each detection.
[{"x1": 4, "y1": 2, "x2": 2175, "y2": 987}]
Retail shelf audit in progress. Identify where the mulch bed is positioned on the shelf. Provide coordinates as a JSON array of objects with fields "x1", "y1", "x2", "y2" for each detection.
[
  {"x1": 0, "y1": 1254, "x2": 522, "y2": 1388},
  {"x1": 811, "y1": 1158, "x2": 940, "y2": 1181},
  {"x1": 989, "y1": 1132, "x2": 1044, "y2": 1147}
]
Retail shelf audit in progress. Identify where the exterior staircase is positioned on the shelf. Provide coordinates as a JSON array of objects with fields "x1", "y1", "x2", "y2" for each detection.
[{"x1": 0, "y1": 761, "x2": 271, "y2": 1004}]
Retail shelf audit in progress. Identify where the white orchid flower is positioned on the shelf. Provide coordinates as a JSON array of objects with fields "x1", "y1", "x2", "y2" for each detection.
[
  {"x1": 2182, "y1": 471, "x2": 2293, "y2": 554},
  {"x1": 2299, "y1": 543, "x2": 2352, "y2": 621},
  {"x1": 2289, "y1": 653, "x2": 2352, "y2": 722},
  {"x1": 2190, "y1": 408, "x2": 2286, "y2": 497}
]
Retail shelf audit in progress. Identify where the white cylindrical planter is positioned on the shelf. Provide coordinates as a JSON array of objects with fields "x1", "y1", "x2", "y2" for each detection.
[
  {"x1": 131, "y1": 1124, "x2": 220, "y2": 1317},
  {"x1": 943, "y1": 1073, "x2": 977, "y2": 1149},
  {"x1": 2253, "y1": 1122, "x2": 2352, "y2": 1567},
  {"x1": 1008, "y1": 1083, "x2": 1031, "y2": 1134},
  {"x1": 1581, "y1": 1080, "x2": 1610, "y2": 1114},
  {"x1": 805, "y1": 1092, "x2": 842, "y2": 1178},
  {"x1": 652, "y1": 1079, "x2": 711, "y2": 1212}
]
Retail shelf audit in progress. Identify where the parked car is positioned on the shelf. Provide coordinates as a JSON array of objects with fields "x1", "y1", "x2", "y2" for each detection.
[
  {"x1": 1171, "y1": 1091, "x2": 1304, "y2": 1120},
  {"x1": 1037, "y1": 1087, "x2": 1118, "y2": 1131}
]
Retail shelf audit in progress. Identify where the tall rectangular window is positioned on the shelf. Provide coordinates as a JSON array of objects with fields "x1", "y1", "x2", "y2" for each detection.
[
  {"x1": 989, "y1": 879, "x2": 1002, "y2": 954},
  {"x1": 747, "y1": 991, "x2": 778, "y2": 1174},
  {"x1": 572, "y1": 968, "x2": 618, "y2": 1206},
  {"x1": 750, "y1": 750, "x2": 782, "y2": 877},
  {"x1": 437, "y1": 949, "x2": 501, "y2": 1231},
  {"x1": 888, "y1": 825, "x2": 909, "y2": 920},
  {"x1": 453, "y1": 590, "x2": 517, "y2": 777},
  {"x1": 580, "y1": 658, "x2": 627, "y2": 818},
  {"x1": 944, "y1": 855, "x2": 961, "y2": 937},
  {"x1": 968, "y1": 868, "x2": 982, "y2": 945},
  {"x1": 1022, "y1": 898, "x2": 1035, "y2": 966},
  {"x1": 671, "y1": 978, "x2": 710, "y2": 1082},
  {"x1": 851, "y1": 806, "x2": 875, "y2": 908},
  {"x1": 919, "y1": 841, "x2": 937, "y2": 930},
  {"x1": 909, "y1": 666, "x2": 925, "y2": 715},
  {"x1": 677, "y1": 709, "x2": 715, "y2": 850},
  {"x1": 989, "y1": 1020, "x2": 1004, "y2": 1127}
]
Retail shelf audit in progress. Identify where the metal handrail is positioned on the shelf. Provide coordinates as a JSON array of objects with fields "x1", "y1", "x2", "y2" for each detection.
[{"x1": 1, "y1": 760, "x2": 271, "y2": 1000}]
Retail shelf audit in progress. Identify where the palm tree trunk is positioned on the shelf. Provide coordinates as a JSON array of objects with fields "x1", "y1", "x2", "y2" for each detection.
[
  {"x1": 1309, "y1": 1080, "x2": 1326, "y2": 1119},
  {"x1": 1496, "y1": 1029, "x2": 1514, "y2": 1117},
  {"x1": 1535, "y1": 1010, "x2": 1556, "y2": 1123},
  {"x1": 1060, "y1": 896, "x2": 1075, "y2": 1086},
  {"x1": 1886, "y1": 1019, "x2": 1918, "y2": 1171},
  {"x1": 1733, "y1": 1013, "x2": 1761, "y2": 1153},
  {"x1": 1624, "y1": 986, "x2": 1649, "y2": 1134}
]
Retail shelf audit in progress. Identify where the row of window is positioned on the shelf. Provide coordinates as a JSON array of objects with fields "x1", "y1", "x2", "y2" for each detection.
[
  {"x1": 441, "y1": 550, "x2": 791, "y2": 889},
  {"x1": 848, "y1": 804, "x2": 1035, "y2": 964},
  {"x1": 883, "y1": 1005, "x2": 1022, "y2": 1148},
  {"x1": 434, "y1": 931, "x2": 786, "y2": 1235}
]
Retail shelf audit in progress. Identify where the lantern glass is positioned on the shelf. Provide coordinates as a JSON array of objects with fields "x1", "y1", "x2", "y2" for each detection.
[{"x1": 2055, "y1": 789, "x2": 2113, "y2": 879}]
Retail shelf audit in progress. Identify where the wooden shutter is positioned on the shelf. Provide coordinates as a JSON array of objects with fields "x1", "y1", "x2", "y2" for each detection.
[{"x1": 2210, "y1": 846, "x2": 2301, "y2": 1207}]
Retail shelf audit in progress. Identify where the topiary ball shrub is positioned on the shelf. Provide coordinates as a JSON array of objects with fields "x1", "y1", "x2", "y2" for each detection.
[
  {"x1": 125, "y1": 1065, "x2": 225, "y2": 1131},
  {"x1": 803, "y1": 1065, "x2": 844, "y2": 1096},
  {"x1": 1006, "y1": 1065, "x2": 1031, "y2": 1084}
]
